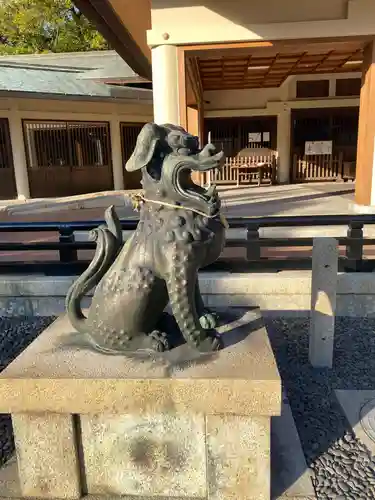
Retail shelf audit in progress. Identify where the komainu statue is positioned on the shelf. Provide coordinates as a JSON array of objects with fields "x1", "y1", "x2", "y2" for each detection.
[{"x1": 66, "y1": 123, "x2": 227, "y2": 353}]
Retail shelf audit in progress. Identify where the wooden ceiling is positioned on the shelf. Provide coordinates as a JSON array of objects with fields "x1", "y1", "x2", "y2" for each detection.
[{"x1": 197, "y1": 45, "x2": 364, "y2": 91}]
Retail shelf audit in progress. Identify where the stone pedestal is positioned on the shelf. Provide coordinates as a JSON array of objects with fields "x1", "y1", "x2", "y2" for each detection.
[{"x1": 0, "y1": 308, "x2": 281, "y2": 500}]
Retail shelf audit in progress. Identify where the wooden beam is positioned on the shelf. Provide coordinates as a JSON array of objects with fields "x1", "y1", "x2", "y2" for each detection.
[
  {"x1": 355, "y1": 40, "x2": 375, "y2": 206},
  {"x1": 193, "y1": 39, "x2": 366, "y2": 61},
  {"x1": 195, "y1": 37, "x2": 367, "y2": 92},
  {"x1": 73, "y1": 0, "x2": 152, "y2": 80},
  {"x1": 242, "y1": 55, "x2": 252, "y2": 85},
  {"x1": 312, "y1": 51, "x2": 334, "y2": 72},
  {"x1": 182, "y1": 41, "x2": 274, "y2": 52},
  {"x1": 186, "y1": 57, "x2": 204, "y2": 104},
  {"x1": 182, "y1": 36, "x2": 371, "y2": 54},
  {"x1": 188, "y1": 70, "x2": 205, "y2": 142},
  {"x1": 186, "y1": 60, "x2": 199, "y2": 105},
  {"x1": 275, "y1": 52, "x2": 307, "y2": 87},
  {"x1": 260, "y1": 53, "x2": 279, "y2": 86},
  {"x1": 334, "y1": 49, "x2": 363, "y2": 73}
]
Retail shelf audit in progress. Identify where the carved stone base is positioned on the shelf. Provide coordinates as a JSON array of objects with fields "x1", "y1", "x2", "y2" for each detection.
[{"x1": 0, "y1": 308, "x2": 281, "y2": 500}]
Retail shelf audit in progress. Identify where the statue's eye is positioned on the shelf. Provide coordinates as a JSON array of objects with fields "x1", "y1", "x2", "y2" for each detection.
[{"x1": 169, "y1": 134, "x2": 180, "y2": 147}]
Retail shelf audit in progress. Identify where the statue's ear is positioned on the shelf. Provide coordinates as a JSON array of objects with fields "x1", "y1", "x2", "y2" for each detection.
[{"x1": 125, "y1": 123, "x2": 164, "y2": 172}]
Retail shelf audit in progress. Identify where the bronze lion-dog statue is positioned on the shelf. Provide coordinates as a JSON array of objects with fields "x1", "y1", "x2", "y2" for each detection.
[{"x1": 66, "y1": 123, "x2": 227, "y2": 353}]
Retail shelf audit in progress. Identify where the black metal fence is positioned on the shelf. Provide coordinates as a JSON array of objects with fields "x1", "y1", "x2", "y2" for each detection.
[{"x1": 0, "y1": 214, "x2": 374, "y2": 275}]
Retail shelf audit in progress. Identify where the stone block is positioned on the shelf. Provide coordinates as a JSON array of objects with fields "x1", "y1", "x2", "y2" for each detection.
[
  {"x1": 12, "y1": 413, "x2": 80, "y2": 499},
  {"x1": 207, "y1": 415, "x2": 270, "y2": 500},
  {"x1": 309, "y1": 238, "x2": 338, "y2": 368},
  {"x1": 81, "y1": 414, "x2": 206, "y2": 497},
  {"x1": 271, "y1": 399, "x2": 315, "y2": 498},
  {"x1": 206, "y1": 293, "x2": 310, "y2": 313},
  {"x1": 0, "y1": 309, "x2": 281, "y2": 416}
]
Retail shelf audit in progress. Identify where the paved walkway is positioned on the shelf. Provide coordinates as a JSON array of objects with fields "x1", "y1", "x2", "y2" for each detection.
[
  {"x1": 0, "y1": 182, "x2": 357, "y2": 221},
  {"x1": 218, "y1": 182, "x2": 356, "y2": 217},
  {"x1": 0, "y1": 182, "x2": 367, "y2": 264}
]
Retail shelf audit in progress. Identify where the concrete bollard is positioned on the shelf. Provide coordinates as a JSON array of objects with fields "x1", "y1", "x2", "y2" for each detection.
[{"x1": 309, "y1": 237, "x2": 339, "y2": 368}]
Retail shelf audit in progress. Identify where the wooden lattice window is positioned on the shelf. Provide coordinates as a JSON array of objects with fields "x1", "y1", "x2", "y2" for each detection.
[{"x1": 23, "y1": 120, "x2": 111, "y2": 169}]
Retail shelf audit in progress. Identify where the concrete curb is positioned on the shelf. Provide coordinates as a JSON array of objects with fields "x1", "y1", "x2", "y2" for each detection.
[{"x1": 0, "y1": 271, "x2": 374, "y2": 318}]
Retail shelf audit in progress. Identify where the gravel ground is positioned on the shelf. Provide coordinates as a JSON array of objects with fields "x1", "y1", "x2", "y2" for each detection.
[
  {"x1": 265, "y1": 317, "x2": 375, "y2": 500},
  {"x1": 0, "y1": 317, "x2": 55, "y2": 467}
]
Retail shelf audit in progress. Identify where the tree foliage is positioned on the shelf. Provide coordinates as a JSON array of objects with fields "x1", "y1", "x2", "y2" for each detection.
[{"x1": 0, "y1": 0, "x2": 110, "y2": 54}]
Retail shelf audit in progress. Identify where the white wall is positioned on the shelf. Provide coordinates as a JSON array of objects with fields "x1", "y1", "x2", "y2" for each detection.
[
  {"x1": 204, "y1": 87, "x2": 284, "y2": 112},
  {"x1": 204, "y1": 72, "x2": 361, "y2": 116},
  {"x1": 0, "y1": 97, "x2": 153, "y2": 122}
]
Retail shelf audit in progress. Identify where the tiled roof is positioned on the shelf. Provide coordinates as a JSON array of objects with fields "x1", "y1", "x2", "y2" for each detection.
[
  {"x1": 0, "y1": 51, "x2": 151, "y2": 100},
  {"x1": 0, "y1": 50, "x2": 132, "y2": 72}
]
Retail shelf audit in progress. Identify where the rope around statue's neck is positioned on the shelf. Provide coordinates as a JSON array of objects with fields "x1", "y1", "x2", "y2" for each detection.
[{"x1": 130, "y1": 192, "x2": 229, "y2": 229}]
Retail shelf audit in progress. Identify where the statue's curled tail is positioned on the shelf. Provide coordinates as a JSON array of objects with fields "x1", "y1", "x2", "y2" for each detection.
[{"x1": 65, "y1": 205, "x2": 123, "y2": 333}]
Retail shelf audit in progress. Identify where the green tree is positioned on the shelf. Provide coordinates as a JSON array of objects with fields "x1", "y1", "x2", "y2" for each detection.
[{"x1": 0, "y1": 0, "x2": 109, "y2": 54}]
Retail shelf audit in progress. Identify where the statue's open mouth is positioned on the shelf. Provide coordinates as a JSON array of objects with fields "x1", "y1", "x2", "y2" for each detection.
[
  {"x1": 172, "y1": 145, "x2": 224, "y2": 208},
  {"x1": 176, "y1": 167, "x2": 218, "y2": 204}
]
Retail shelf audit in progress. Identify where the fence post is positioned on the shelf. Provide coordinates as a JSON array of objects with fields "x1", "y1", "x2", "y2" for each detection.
[
  {"x1": 309, "y1": 237, "x2": 338, "y2": 369},
  {"x1": 59, "y1": 226, "x2": 78, "y2": 263},
  {"x1": 271, "y1": 155, "x2": 277, "y2": 185},
  {"x1": 246, "y1": 225, "x2": 261, "y2": 261},
  {"x1": 292, "y1": 154, "x2": 297, "y2": 183},
  {"x1": 346, "y1": 222, "x2": 364, "y2": 271}
]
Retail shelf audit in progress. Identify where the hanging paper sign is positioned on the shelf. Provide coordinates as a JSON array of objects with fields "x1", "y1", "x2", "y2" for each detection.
[
  {"x1": 248, "y1": 132, "x2": 262, "y2": 143},
  {"x1": 305, "y1": 141, "x2": 333, "y2": 155},
  {"x1": 263, "y1": 132, "x2": 270, "y2": 142}
]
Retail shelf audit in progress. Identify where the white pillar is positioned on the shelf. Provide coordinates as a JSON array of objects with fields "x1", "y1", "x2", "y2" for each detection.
[
  {"x1": 277, "y1": 108, "x2": 291, "y2": 184},
  {"x1": 8, "y1": 111, "x2": 30, "y2": 199},
  {"x1": 110, "y1": 118, "x2": 125, "y2": 190},
  {"x1": 151, "y1": 45, "x2": 180, "y2": 125},
  {"x1": 309, "y1": 237, "x2": 338, "y2": 369}
]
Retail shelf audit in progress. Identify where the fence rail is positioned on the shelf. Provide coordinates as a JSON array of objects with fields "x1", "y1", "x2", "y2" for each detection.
[
  {"x1": 292, "y1": 153, "x2": 343, "y2": 182},
  {"x1": 0, "y1": 214, "x2": 374, "y2": 275}
]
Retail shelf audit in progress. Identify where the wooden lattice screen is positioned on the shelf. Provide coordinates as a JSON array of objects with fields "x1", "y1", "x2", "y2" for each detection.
[{"x1": 23, "y1": 120, "x2": 113, "y2": 197}]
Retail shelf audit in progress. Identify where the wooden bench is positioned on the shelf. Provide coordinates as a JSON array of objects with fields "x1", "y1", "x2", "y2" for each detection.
[
  {"x1": 237, "y1": 163, "x2": 275, "y2": 187},
  {"x1": 233, "y1": 148, "x2": 277, "y2": 187}
]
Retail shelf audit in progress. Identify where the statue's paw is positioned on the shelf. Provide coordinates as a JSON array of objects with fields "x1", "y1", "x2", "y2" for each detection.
[
  {"x1": 196, "y1": 331, "x2": 223, "y2": 352},
  {"x1": 149, "y1": 330, "x2": 170, "y2": 352},
  {"x1": 199, "y1": 310, "x2": 219, "y2": 330}
]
